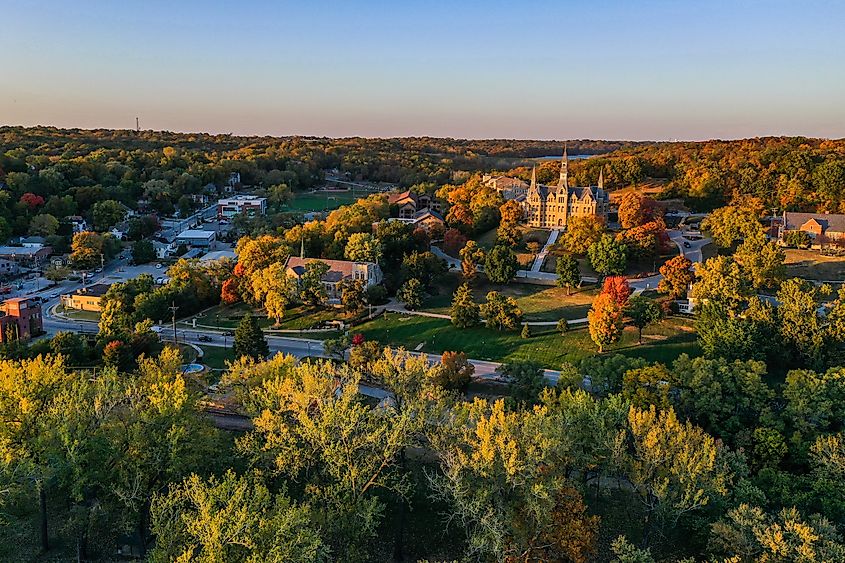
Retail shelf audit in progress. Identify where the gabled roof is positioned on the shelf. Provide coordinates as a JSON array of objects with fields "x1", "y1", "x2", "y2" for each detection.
[
  {"x1": 388, "y1": 190, "x2": 418, "y2": 205},
  {"x1": 784, "y1": 212, "x2": 845, "y2": 233},
  {"x1": 285, "y1": 257, "x2": 376, "y2": 283}
]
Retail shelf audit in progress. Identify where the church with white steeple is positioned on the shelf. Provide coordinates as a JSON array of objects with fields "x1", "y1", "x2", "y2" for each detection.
[{"x1": 520, "y1": 146, "x2": 610, "y2": 229}]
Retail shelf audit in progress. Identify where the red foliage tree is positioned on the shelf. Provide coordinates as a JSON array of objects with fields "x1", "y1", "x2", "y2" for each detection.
[
  {"x1": 601, "y1": 275, "x2": 631, "y2": 307},
  {"x1": 443, "y1": 228, "x2": 468, "y2": 256},
  {"x1": 19, "y1": 192, "x2": 45, "y2": 209},
  {"x1": 221, "y1": 277, "x2": 241, "y2": 304},
  {"x1": 351, "y1": 333, "x2": 365, "y2": 346}
]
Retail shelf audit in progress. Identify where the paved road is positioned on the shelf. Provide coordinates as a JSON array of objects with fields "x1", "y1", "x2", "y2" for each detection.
[{"x1": 531, "y1": 229, "x2": 561, "y2": 273}]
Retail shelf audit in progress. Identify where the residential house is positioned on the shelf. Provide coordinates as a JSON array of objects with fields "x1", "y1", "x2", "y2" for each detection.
[
  {"x1": 779, "y1": 211, "x2": 845, "y2": 245},
  {"x1": 388, "y1": 190, "x2": 441, "y2": 219},
  {"x1": 380, "y1": 209, "x2": 446, "y2": 234},
  {"x1": 284, "y1": 257, "x2": 383, "y2": 300},
  {"x1": 65, "y1": 216, "x2": 88, "y2": 234},
  {"x1": 0, "y1": 297, "x2": 43, "y2": 342},
  {"x1": 0, "y1": 246, "x2": 52, "y2": 264},
  {"x1": 19, "y1": 236, "x2": 46, "y2": 249},
  {"x1": 0, "y1": 259, "x2": 19, "y2": 277},
  {"x1": 61, "y1": 283, "x2": 111, "y2": 312}
]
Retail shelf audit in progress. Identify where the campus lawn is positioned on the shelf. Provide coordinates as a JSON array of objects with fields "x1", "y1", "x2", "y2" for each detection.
[
  {"x1": 57, "y1": 305, "x2": 101, "y2": 322},
  {"x1": 784, "y1": 248, "x2": 845, "y2": 281},
  {"x1": 198, "y1": 345, "x2": 237, "y2": 370},
  {"x1": 353, "y1": 312, "x2": 698, "y2": 369},
  {"x1": 193, "y1": 302, "x2": 352, "y2": 331},
  {"x1": 422, "y1": 274, "x2": 598, "y2": 321},
  {"x1": 283, "y1": 190, "x2": 361, "y2": 212}
]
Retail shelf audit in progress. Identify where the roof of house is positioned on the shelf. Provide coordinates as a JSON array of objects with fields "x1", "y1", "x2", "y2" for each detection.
[
  {"x1": 72, "y1": 283, "x2": 112, "y2": 298},
  {"x1": 388, "y1": 190, "x2": 418, "y2": 205},
  {"x1": 201, "y1": 250, "x2": 236, "y2": 262},
  {"x1": 20, "y1": 236, "x2": 46, "y2": 244},
  {"x1": 285, "y1": 257, "x2": 375, "y2": 284},
  {"x1": 412, "y1": 209, "x2": 445, "y2": 222},
  {"x1": 784, "y1": 212, "x2": 845, "y2": 233},
  {"x1": 176, "y1": 229, "x2": 216, "y2": 239},
  {"x1": 182, "y1": 248, "x2": 204, "y2": 259},
  {"x1": 0, "y1": 246, "x2": 50, "y2": 257}
]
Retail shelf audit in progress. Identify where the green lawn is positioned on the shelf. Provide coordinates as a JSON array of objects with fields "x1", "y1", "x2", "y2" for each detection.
[
  {"x1": 58, "y1": 306, "x2": 101, "y2": 322},
  {"x1": 353, "y1": 312, "x2": 698, "y2": 369},
  {"x1": 193, "y1": 303, "x2": 351, "y2": 331},
  {"x1": 422, "y1": 274, "x2": 598, "y2": 321},
  {"x1": 199, "y1": 345, "x2": 237, "y2": 370},
  {"x1": 283, "y1": 190, "x2": 361, "y2": 212}
]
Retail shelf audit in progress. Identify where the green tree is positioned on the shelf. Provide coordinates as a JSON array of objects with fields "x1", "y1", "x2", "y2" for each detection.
[
  {"x1": 233, "y1": 313, "x2": 269, "y2": 361},
  {"x1": 690, "y1": 256, "x2": 751, "y2": 312},
  {"x1": 484, "y1": 244, "x2": 518, "y2": 284},
  {"x1": 555, "y1": 253, "x2": 581, "y2": 295},
  {"x1": 398, "y1": 277, "x2": 424, "y2": 310},
  {"x1": 734, "y1": 231, "x2": 786, "y2": 290},
  {"x1": 588, "y1": 234, "x2": 627, "y2": 277},
  {"x1": 91, "y1": 199, "x2": 126, "y2": 231},
  {"x1": 501, "y1": 360, "x2": 546, "y2": 405},
  {"x1": 625, "y1": 296, "x2": 663, "y2": 344},
  {"x1": 339, "y1": 278, "x2": 366, "y2": 314},
  {"x1": 401, "y1": 250, "x2": 447, "y2": 291},
  {"x1": 28, "y1": 213, "x2": 59, "y2": 237},
  {"x1": 450, "y1": 283, "x2": 480, "y2": 328},
  {"x1": 49, "y1": 331, "x2": 87, "y2": 365},
  {"x1": 131, "y1": 239, "x2": 156, "y2": 264},
  {"x1": 298, "y1": 261, "x2": 330, "y2": 307},
  {"x1": 480, "y1": 290, "x2": 523, "y2": 331},
  {"x1": 149, "y1": 470, "x2": 327, "y2": 563}
]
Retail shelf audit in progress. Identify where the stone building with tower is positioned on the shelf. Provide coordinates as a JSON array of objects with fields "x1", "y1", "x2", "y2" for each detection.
[{"x1": 520, "y1": 147, "x2": 610, "y2": 229}]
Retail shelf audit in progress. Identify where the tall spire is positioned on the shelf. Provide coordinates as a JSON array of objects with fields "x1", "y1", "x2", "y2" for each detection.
[
  {"x1": 598, "y1": 167, "x2": 604, "y2": 190},
  {"x1": 530, "y1": 166, "x2": 537, "y2": 191},
  {"x1": 559, "y1": 144, "x2": 568, "y2": 188}
]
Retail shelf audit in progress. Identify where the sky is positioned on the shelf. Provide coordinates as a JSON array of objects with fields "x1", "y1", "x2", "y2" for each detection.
[{"x1": 1, "y1": 0, "x2": 844, "y2": 140}]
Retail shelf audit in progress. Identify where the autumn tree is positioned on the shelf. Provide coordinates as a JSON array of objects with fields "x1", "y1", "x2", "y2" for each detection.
[
  {"x1": 618, "y1": 192, "x2": 660, "y2": 229},
  {"x1": 561, "y1": 215, "x2": 605, "y2": 255},
  {"x1": 70, "y1": 231, "x2": 105, "y2": 270},
  {"x1": 480, "y1": 291, "x2": 523, "y2": 331},
  {"x1": 235, "y1": 234, "x2": 289, "y2": 278},
  {"x1": 496, "y1": 199, "x2": 523, "y2": 246},
  {"x1": 459, "y1": 240, "x2": 485, "y2": 284},
  {"x1": 602, "y1": 275, "x2": 632, "y2": 307},
  {"x1": 298, "y1": 261, "x2": 330, "y2": 307},
  {"x1": 398, "y1": 277, "x2": 424, "y2": 310},
  {"x1": 690, "y1": 256, "x2": 751, "y2": 312},
  {"x1": 451, "y1": 282, "x2": 480, "y2": 328},
  {"x1": 588, "y1": 293, "x2": 624, "y2": 352},
  {"x1": 432, "y1": 351, "x2": 475, "y2": 391},
  {"x1": 657, "y1": 255, "x2": 695, "y2": 299},
  {"x1": 556, "y1": 253, "x2": 581, "y2": 295},
  {"x1": 701, "y1": 205, "x2": 761, "y2": 248},
  {"x1": 344, "y1": 232, "x2": 382, "y2": 263}
]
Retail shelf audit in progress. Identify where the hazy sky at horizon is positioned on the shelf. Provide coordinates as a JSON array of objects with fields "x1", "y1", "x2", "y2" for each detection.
[{"x1": 2, "y1": 0, "x2": 844, "y2": 141}]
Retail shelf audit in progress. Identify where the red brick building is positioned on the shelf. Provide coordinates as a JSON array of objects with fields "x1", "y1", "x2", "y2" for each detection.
[{"x1": 0, "y1": 297, "x2": 43, "y2": 342}]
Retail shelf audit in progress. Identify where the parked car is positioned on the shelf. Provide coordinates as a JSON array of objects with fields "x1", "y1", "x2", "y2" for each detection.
[
  {"x1": 198, "y1": 335, "x2": 212, "y2": 342},
  {"x1": 155, "y1": 263, "x2": 163, "y2": 269},
  {"x1": 683, "y1": 241, "x2": 691, "y2": 248}
]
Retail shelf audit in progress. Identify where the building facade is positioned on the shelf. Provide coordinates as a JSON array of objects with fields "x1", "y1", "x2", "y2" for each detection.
[
  {"x1": 61, "y1": 283, "x2": 111, "y2": 312},
  {"x1": 175, "y1": 229, "x2": 217, "y2": 249},
  {"x1": 520, "y1": 147, "x2": 610, "y2": 229},
  {"x1": 0, "y1": 297, "x2": 43, "y2": 342},
  {"x1": 217, "y1": 195, "x2": 267, "y2": 218},
  {"x1": 779, "y1": 211, "x2": 845, "y2": 243},
  {"x1": 284, "y1": 257, "x2": 383, "y2": 300}
]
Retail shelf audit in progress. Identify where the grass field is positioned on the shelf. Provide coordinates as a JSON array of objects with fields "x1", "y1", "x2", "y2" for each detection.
[
  {"x1": 784, "y1": 248, "x2": 845, "y2": 281},
  {"x1": 422, "y1": 274, "x2": 599, "y2": 321},
  {"x1": 199, "y1": 345, "x2": 237, "y2": 369},
  {"x1": 193, "y1": 302, "x2": 348, "y2": 330},
  {"x1": 284, "y1": 190, "x2": 361, "y2": 212},
  {"x1": 57, "y1": 306, "x2": 101, "y2": 322},
  {"x1": 353, "y1": 312, "x2": 698, "y2": 368}
]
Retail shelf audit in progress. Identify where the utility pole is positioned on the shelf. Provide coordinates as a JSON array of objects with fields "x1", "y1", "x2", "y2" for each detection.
[
  {"x1": 169, "y1": 301, "x2": 179, "y2": 345},
  {"x1": 136, "y1": 117, "x2": 140, "y2": 133}
]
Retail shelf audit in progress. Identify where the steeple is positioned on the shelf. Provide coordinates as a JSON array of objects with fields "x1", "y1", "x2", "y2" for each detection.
[
  {"x1": 559, "y1": 144, "x2": 568, "y2": 188},
  {"x1": 530, "y1": 166, "x2": 537, "y2": 191},
  {"x1": 597, "y1": 167, "x2": 604, "y2": 190}
]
